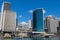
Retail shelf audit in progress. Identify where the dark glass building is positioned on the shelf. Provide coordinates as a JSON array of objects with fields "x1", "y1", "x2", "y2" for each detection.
[{"x1": 33, "y1": 8, "x2": 44, "y2": 32}]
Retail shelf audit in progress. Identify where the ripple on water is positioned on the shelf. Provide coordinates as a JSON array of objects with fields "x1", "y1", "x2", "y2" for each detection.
[{"x1": 0, "y1": 37, "x2": 60, "y2": 40}]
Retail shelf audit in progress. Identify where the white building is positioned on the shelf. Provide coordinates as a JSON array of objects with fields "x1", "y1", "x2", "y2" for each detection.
[
  {"x1": 28, "y1": 20, "x2": 32, "y2": 28},
  {"x1": 0, "y1": 15, "x2": 1, "y2": 30},
  {"x1": 2, "y1": 11, "x2": 16, "y2": 32},
  {"x1": 28, "y1": 20, "x2": 33, "y2": 31},
  {"x1": 46, "y1": 15, "x2": 58, "y2": 33},
  {"x1": 1, "y1": 2, "x2": 16, "y2": 32},
  {"x1": 48, "y1": 19, "x2": 58, "y2": 33}
]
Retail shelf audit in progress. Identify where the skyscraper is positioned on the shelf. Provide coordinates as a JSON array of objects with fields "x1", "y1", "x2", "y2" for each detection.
[
  {"x1": 57, "y1": 20, "x2": 60, "y2": 32},
  {"x1": 28, "y1": 20, "x2": 33, "y2": 28},
  {"x1": 1, "y1": 2, "x2": 16, "y2": 32},
  {"x1": 28, "y1": 20, "x2": 33, "y2": 32},
  {"x1": 46, "y1": 15, "x2": 58, "y2": 33},
  {"x1": 1, "y1": 2, "x2": 10, "y2": 13},
  {"x1": 45, "y1": 15, "x2": 54, "y2": 32},
  {"x1": 0, "y1": 16, "x2": 1, "y2": 31},
  {"x1": 33, "y1": 8, "x2": 44, "y2": 32}
]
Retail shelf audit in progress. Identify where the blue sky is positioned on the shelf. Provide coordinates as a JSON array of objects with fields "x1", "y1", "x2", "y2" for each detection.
[{"x1": 0, "y1": 0, "x2": 60, "y2": 23}]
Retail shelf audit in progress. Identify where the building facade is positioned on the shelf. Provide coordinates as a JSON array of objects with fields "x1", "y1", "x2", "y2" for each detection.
[
  {"x1": 2, "y1": 11, "x2": 16, "y2": 32},
  {"x1": 46, "y1": 16, "x2": 58, "y2": 33},
  {"x1": 1, "y1": 2, "x2": 16, "y2": 32},
  {"x1": 16, "y1": 19, "x2": 18, "y2": 27},
  {"x1": 49, "y1": 19, "x2": 58, "y2": 33},
  {"x1": 0, "y1": 16, "x2": 1, "y2": 31},
  {"x1": 33, "y1": 8, "x2": 44, "y2": 32},
  {"x1": 45, "y1": 15, "x2": 54, "y2": 32},
  {"x1": 56, "y1": 20, "x2": 60, "y2": 32},
  {"x1": 28, "y1": 20, "x2": 33, "y2": 32}
]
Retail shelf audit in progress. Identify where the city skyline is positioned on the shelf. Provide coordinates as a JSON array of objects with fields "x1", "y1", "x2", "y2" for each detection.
[{"x1": 0, "y1": 0, "x2": 60, "y2": 24}]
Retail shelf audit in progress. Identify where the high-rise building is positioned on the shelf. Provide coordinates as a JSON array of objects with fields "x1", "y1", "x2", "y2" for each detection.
[
  {"x1": 0, "y1": 15, "x2": 1, "y2": 31},
  {"x1": 49, "y1": 19, "x2": 58, "y2": 33},
  {"x1": 1, "y1": 2, "x2": 10, "y2": 31},
  {"x1": 1, "y1": 2, "x2": 10, "y2": 13},
  {"x1": 46, "y1": 15, "x2": 58, "y2": 33},
  {"x1": 45, "y1": 15, "x2": 54, "y2": 32},
  {"x1": 46, "y1": 15, "x2": 54, "y2": 28},
  {"x1": 1, "y1": 2, "x2": 16, "y2": 32},
  {"x1": 28, "y1": 20, "x2": 33, "y2": 28},
  {"x1": 33, "y1": 8, "x2": 44, "y2": 32},
  {"x1": 28, "y1": 20, "x2": 33, "y2": 32},
  {"x1": 2, "y1": 11, "x2": 16, "y2": 32},
  {"x1": 57, "y1": 19, "x2": 60, "y2": 33}
]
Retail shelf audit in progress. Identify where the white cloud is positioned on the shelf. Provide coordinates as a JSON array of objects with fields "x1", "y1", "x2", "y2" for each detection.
[
  {"x1": 28, "y1": 9, "x2": 46, "y2": 14},
  {"x1": 19, "y1": 15, "x2": 22, "y2": 18},
  {"x1": 48, "y1": 15, "x2": 52, "y2": 17},
  {"x1": 19, "y1": 21, "x2": 27, "y2": 25},
  {"x1": 43, "y1": 9, "x2": 46, "y2": 14},
  {"x1": 28, "y1": 10, "x2": 33, "y2": 13},
  {"x1": 48, "y1": 15, "x2": 55, "y2": 17}
]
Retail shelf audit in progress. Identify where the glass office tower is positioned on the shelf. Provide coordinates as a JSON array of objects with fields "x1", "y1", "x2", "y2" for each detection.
[{"x1": 33, "y1": 8, "x2": 44, "y2": 32}]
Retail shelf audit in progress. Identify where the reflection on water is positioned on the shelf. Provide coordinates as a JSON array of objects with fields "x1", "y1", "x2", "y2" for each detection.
[
  {"x1": 0, "y1": 38, "x2": 16, "y2": 40},
  {"x1": 0, "y1": 37, "x2": 60, "y2": 40}
]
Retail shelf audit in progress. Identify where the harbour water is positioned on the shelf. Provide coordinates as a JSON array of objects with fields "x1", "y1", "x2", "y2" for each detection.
[{"x1": 0, "y1": 37, "x2": 60, "y2": 40}]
